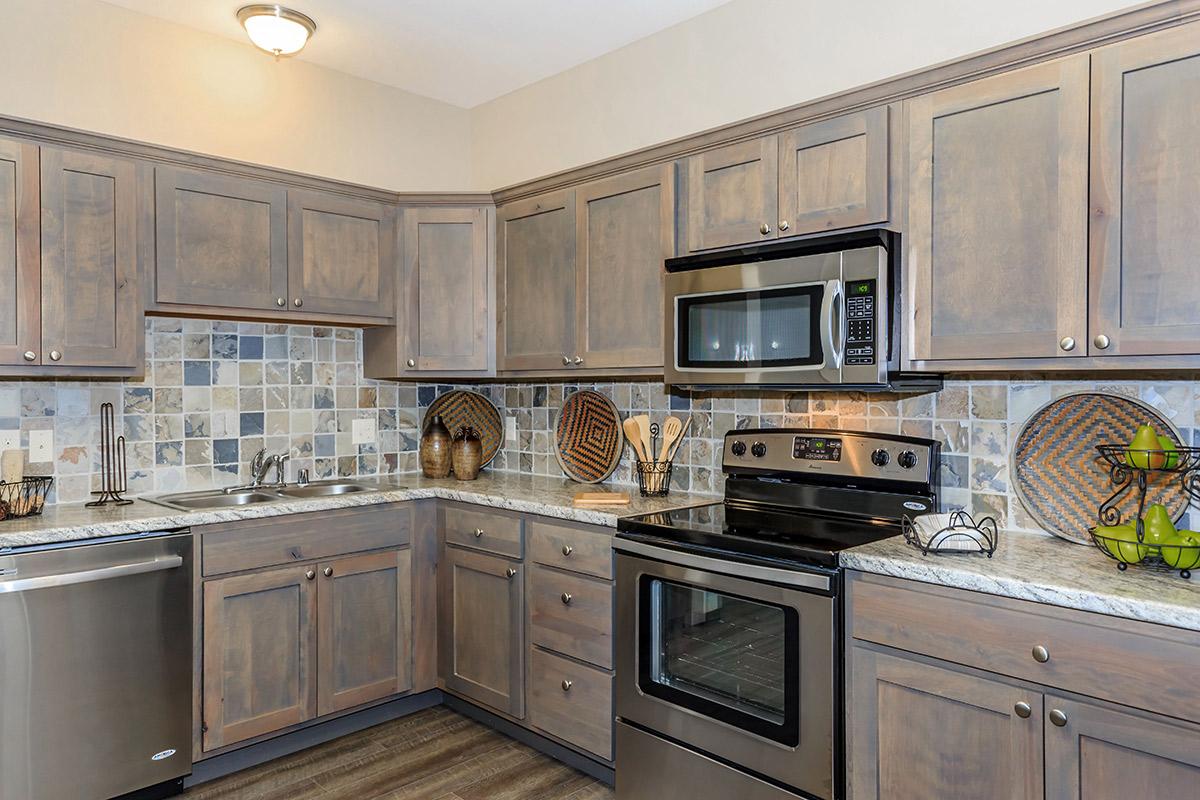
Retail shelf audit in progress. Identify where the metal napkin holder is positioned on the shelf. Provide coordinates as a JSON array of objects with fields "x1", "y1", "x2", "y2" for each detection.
[{"x1": 903, "y1": 510, "x2": 999, "y2": 557}]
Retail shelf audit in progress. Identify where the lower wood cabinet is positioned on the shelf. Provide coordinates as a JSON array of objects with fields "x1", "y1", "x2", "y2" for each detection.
[{"x1": 437, "y1": 544, "x2": 526, "y2": 718}]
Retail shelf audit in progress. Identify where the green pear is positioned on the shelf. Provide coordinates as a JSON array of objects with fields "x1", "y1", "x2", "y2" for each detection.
[
  {"x1": 1161, "y1": 531, "x2": 1200, "y2": 570},
  {"x1": 1095, "y1": 523, "x2": 1148, "y2": 563},
  {"x1": 1141, "y1": 504, "x2": 1178, "y2": 546},
  {"x1": 1157, "y1": 434, "x2": 1180, "y2": 469},
  {"x1": 1127, "y1": 424, "x2": 1164, "y2": 469}
]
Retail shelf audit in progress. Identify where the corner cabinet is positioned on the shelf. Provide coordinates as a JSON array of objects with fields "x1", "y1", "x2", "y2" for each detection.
[
  {"x1": 906, "y1": 55, "x2": 1090, "y2": 363},
  {"x1": 0, "y1": 138, "x2": 141, "y2": 375}
]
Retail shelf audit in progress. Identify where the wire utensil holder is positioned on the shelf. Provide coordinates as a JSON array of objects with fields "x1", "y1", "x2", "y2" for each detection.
[
  {"x1": 903, "y1": 511, "x2": 999, "y2": 556},
  {"x1": 88, "y1": 402, "x2": 132, "y2": 507},
  {"x1": 635, "y1": 422, "x2": 673, "y2": 497}
]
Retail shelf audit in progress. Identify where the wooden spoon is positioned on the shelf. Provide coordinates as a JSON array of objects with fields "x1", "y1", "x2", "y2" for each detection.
[
  {"x1": 623, "y1": 417, "x2": 648, "y2": 462},
  {"x1": 633, "y1": 415, "x2": 653, "y2": 464}
]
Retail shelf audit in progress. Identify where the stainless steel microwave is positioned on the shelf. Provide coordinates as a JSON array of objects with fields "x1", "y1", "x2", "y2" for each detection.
[{"x1": 664, "y1": 230, "x2": 937, "y2": 391}]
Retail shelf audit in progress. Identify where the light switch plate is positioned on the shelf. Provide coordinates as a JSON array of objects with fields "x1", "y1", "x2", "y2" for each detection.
[
  {"x1": 505, "y1": 416, "x2": 518, "y2": 445},
  {"x1": 0, "y1": 431, "x2": 18, "y2": 453},
  {"x1": 352, "y1": 418, "x2": 377, "y2": 446},
  {"x1": 28, "y1": 430, "x2": 53, "y2": 463}
]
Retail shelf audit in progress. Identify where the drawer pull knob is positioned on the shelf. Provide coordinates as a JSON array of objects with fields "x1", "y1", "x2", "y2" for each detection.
[
  {"x1": 407, "y1": 358, "x2": 416, "y2": 368},
  {"x1": 49, "y1": 350, "x2": 62, "y2": 362},
  {"x1": 505, "y1": 568, "x2": 517, "y2": 579},
  {"x1": 22, "y1": 351, "x2": 35, "y2": 362},
  {"x1": 323, "y1": 566, "x2": 333, "y2": 577},
  {"x1": 1032, "y1": 645, "x2": 1050, "y2": 663},
  {"x1": 1049, "y1": 709, "x2": 1068, "y2": 727},
  {"x1": 561, "y1": 592, "x2": 572, "y2": 605},
  {"x1": 759, "y1": 222, "x2": 771, "y2": 236},
  {"x1": 561, "y1": 680, "x2": 573, "y2": 692},
  {"x1": 276, "y1": 297, "x2": 286, "y2": 307},
  {"x1": 305, "y1": 569, "x2": 316, "y2": 581},
  {"x1": 474, "y1": 528, "x2": 485, "y2": 538},
  {"x1": 1014, "y1": 701, "x2": 1032, "y2": 719},
  {"x1": 561, "y1": 545, "x2": 573, "y2": 557}
]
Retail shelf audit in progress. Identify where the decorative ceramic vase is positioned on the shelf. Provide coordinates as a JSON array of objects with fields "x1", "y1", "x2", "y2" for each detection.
[
  {"x1": 451, "y1": 426, "x2": 483, "y2": 481},
  {"x1": 419, "y1": 414, "x2": 452, "y2": 479}
]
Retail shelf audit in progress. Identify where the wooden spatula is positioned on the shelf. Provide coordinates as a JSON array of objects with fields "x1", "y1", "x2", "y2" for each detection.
[
  {"x1": 633, "y1": 414, "x2": 653, "y2": 463},
  {"x1": 666, "y1": 415, "x2": 692, "y2": 462},
  {"x1": 659, "y1": 416, "x2": 684, "y2": 462}
]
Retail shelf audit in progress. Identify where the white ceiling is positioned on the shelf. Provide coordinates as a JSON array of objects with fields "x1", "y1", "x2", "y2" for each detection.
[{"x1": 102, "y1": 0, "x2": 734, "y2": 108}]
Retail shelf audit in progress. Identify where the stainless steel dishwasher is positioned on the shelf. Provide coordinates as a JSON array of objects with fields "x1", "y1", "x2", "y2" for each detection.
[{"x1": 0, "y1": 531, "x2": 192, "y2": 800}]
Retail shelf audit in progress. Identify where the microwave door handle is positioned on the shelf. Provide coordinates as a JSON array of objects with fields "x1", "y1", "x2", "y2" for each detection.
[{"x1": 820, "y1": 280, "x2": 845, "y2": 369}]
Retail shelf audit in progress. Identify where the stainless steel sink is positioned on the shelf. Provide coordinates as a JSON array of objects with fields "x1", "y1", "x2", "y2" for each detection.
[
  {"x1": 274, "y1": 481, "x2": 380, "y2": 499},
  {"x1": 149, "y1": 490, "x2": 282, "y2": 510}
]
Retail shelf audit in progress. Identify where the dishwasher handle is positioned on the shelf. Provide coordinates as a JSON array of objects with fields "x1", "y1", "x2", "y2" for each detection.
[{"x1": 0, "y1": 555, "x2": 184, "y2": 594}]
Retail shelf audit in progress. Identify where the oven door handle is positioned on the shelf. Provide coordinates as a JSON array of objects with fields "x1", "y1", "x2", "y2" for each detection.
[
  {"x1": 613, "y1": 538, "x2": 832, "y2": 592},
  {"x1": 820, "y1": 279, "x2": 844, "y2": 370}
]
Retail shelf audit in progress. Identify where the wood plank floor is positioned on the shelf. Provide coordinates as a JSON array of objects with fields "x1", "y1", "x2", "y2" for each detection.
[{"x1": 183, "y1": 706, "x2": 614, "y2": 800}]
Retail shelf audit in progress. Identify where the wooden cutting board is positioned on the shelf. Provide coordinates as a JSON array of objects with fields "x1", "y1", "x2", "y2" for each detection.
[{"x1": 572, "y1": 491, "x2": 630, "y2": 507}]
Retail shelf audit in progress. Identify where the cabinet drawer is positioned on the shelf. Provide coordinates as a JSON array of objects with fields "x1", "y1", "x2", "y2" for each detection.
[
  {"x1": 529, "y1": 565, "x2": 613, "y2": 669},
  {"x1": 529, "y1": 647, "x2": 613, "y2": 760},
  {"x1": 848, "y1": 572, "x2": 1200, "y2": 723},
  {"x1": 529, "y1": 518, "x2": 613, "y2": 579},
  {"x1": 201, "y1": 504, "x2": 411, "y2": 576},
  {"x1": 443, "y1": 504, "x2": 523, "y2": 558}
]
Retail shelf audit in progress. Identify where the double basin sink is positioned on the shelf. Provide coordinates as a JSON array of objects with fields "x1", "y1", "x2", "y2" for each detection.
[{"x1": 146, "y1": 480, "x2": 400, "y2": 511}]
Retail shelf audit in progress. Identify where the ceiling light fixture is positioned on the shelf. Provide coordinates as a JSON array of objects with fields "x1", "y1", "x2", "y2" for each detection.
[{"x1": 237, "y1": 4, "x2": 316, "y2": 58}]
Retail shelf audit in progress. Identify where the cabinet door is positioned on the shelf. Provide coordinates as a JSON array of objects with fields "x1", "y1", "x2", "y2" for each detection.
[
  {"x1": 317, "y1": 549, "x2": 412, "y2": 716},
  {"x1": 155, "y1": 166, "x2": 287, "y2": 312},
  {"x1": 438, "y1": 545, "x2": 525, "y2": 717},
  {"x1": 1091, "y1": 23, "x2": 1200, "y2": 356},
  {"x1": 1045, "y1": 695, "x2": 1200, "y2": 800},
  {"x1": 685, "y1": 135, "x2": 778, "y2": 252},
  {"x1": 405, "y1": 206, "x2": 491, "y2": 371},
  {"x1": 907, "y1": 56, "x2": 1089, "y2": 362},
  {"x1": 40, "y1": 147, "x2": 140, "y2": 369},
  {"x1": 779, "y1": 107, "x2": 888, "y2": 236},
  {"x1": 497, "y1": 190, "x2": 576, "y2": 371},
  {"x1": 0, "y1": 138, "x2": 39, "y2": 366},
  {"x1": 202, "y1": 565, "x2": 317, "y2": 751},
  {"x1": 848, "y1": 647, "x2": 1043, "y2": 800},
  {"x1": 575, "y1": 164, "x2": 672, "y2": 370},
  {"x1": 287, "y1": 190, "x2": 395, "y2": 319}
]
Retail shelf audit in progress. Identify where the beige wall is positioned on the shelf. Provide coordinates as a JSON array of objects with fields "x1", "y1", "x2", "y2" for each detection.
[
  {"x1": 0, "y1": 0, "x2": 473, "y2": 192},
  {"x1": 470, "y1": 0, "x2": 1136, "y2": 190}
]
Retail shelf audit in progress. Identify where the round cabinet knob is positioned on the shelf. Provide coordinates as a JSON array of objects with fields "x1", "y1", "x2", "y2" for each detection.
[
  {"x1": 759, "y1": 222, "x2": 771, "y2": 236},
  {"x1": 407, "y1": 359, "x2": 416, "y2": 368},
  {"x1": 1049, "y1": 709, "x2": 1068, "y2": 728},
  {"x1": 897, "y1": 451, "x2": 918, "y2": 470},
  {"x1": 276, "y1": 297, "x2": 286, "y2": 307},
  {"x1": 323, "y1": 566, "x2": 333, "y2": 577},
  {"x1": 562, "y1": 355, "x2": 571, "y2": 365},
  {"x1": 473, "y1": 528, "x2": 485, "y2": 538},
  {"x1": 1059, "y1": 336, "x2": 1076, "y2": 352},
  {"x1": 1014, "y1": 701, "x2": 1032, "y2": 719},
  {"x1": 560, "y1": 592, "x2": 572, "y2": 605},
  {"x1": 22, "y1": 351, "x2": 35, "y2": 362},
  {"x1": 561, "y1": 680, "x2": 573, "y2": 692},
  {"x1": 505, "y1": 568, "x2": 517, "y2": 579},
  {"x1": 1094, "y1": 334, "x2": 1111, "y2": 350},
  {"x1": 293, "y1": 298, "x2": 303, "y2": 308},
  {"x1": 871, "y1": 448, "x2": 890, "y2": 467},
  {"x1": 305, "y1": 569, "x2": 316, "y2": 580},
  {"x1": 561, "y1": 545, "x2": 574, "y2": 557},
  {"x1": 49, "y1": 350, "x2": 62, "y2": 362},
  {"x1": 731, "y1": 441, "x2": 747, "y2": 457},
  {"x1": 750, "y1": 441, "x2": 767, "y2": 458},
  {"x1": 779, "y1": 220, "x2": 790, "y2": 232},
  {"x1": 573, "y1": 356, "x2": 583, "y2": 365},
  {"x1": 1032, "y1": 645, "x2": 1050, "y2": 663}
]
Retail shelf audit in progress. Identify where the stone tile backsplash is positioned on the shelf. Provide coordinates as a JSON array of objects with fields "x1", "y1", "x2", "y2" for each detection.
[{"x1": 2, "y1": 317, "x2": 1197, "y2": 535}]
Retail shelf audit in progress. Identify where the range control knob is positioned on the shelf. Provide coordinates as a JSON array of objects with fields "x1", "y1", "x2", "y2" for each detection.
[
  {"x1": 898, "y1": 450, "x2": 919, "y2": 470},
  {"x1": 730, "y1": 440, "x2": 747, "y2": 457},
  {"x1": 871, "y1": 448, "x2": 890, "y2": 467},
  {"x1": 751, "y1": 441, "x2": 767, "y2": 458}
]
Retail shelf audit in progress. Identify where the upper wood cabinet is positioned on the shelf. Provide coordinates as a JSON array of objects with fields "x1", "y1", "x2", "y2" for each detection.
[
  {"x1": 1089, "y1": 23, "x2": 1200, "y2": 358},
  {"x1": 0, "y1": 138, "x2": 40, "y2": 367},
  {"x1": 681, "y1": 108, "x2": 890, "y2": 254},
  {"x1": 154, "y1": 167, "x2": 288, "y2": 313},
  {"x1": 287, "y1": 190, "x2": 395, "y2": 319},
  {"x1": 575, "y1": 164, "x2": 673, "y2": 370},
  {"x1": 497, "y1": 189, "x2": 577, "y2": 372},
  {"x1": 906, "y1": 55, "x2": 1090, "y2": 362}
]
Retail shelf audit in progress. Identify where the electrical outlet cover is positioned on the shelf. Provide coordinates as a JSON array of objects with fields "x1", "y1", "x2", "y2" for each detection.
[
  {"x1": 28, "y1": 429, "x2": 53, "y2": 463},
  {"x1": 0, "y1": 430, "x2": 18, "y2": 452},
  {"x1": 352, "y1": 418, "x2": 377, "y2": 446},
  {"x1": 506, "y1": 416, "x2": 518, "y2": 445}
]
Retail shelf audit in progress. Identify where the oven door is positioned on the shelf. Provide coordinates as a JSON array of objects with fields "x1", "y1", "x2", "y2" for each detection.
[
  {"x1": 665, "y1": 250, "x2": 844, "y2": 386},
  {"x1": 615, "y1": 540, "x2": 837, "y2": 799}
]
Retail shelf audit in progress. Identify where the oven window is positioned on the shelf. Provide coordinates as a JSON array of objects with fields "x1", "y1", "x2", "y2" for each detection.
[
  {"x1": 640, "y1": 577, "x2": 800, "y2": 745},
  {"x1": 676, "y1": 285, "x2": 823, "y2": 370}
]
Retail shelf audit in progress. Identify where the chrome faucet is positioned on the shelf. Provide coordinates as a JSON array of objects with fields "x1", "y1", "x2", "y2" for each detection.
[{"x1": 227, "y1": 448, "x2": 290, "y2": 493}]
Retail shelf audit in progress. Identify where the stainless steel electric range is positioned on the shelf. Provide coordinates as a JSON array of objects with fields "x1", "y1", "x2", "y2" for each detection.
[{"x1": 613, "y1": 428, "x2": 941, "y2": 800}]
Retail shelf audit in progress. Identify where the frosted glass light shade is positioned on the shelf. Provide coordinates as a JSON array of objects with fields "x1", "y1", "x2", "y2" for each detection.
[{"x1": 237, "y1": 5, "x2": 316, "y2": 57}]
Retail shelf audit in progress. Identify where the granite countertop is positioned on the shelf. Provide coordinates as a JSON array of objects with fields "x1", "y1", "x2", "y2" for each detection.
[
  {"x1": 0, "y1": 472, "x2": 718, "y2": 551},
  {"x1": 843, "y1": 529, "x2": 1200, "y2": 632}
]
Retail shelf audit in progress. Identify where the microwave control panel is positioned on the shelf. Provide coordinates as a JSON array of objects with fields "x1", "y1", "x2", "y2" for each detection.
[{"x1": 844, "y1": 279, "x2": 876, "y2": 366}]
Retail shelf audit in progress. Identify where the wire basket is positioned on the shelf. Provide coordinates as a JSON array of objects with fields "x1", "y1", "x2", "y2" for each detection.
[
  {"x1": 902, "y1": 511, "x2": 999, "y2": 557},
  {"x1": 0, "y1": 476, "x2": 53, "y2": 520},
  {"x1": 635, "y1": 460, "x2": 672, "y2": 497},
  {"x1": 1090, "y1": 527, "x2": 1200, "y2": 579}
]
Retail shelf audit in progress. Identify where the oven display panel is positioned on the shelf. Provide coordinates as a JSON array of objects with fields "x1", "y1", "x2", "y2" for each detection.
[{"x1": 792, "y1": 436, "x2": 843, "y2": 461}]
